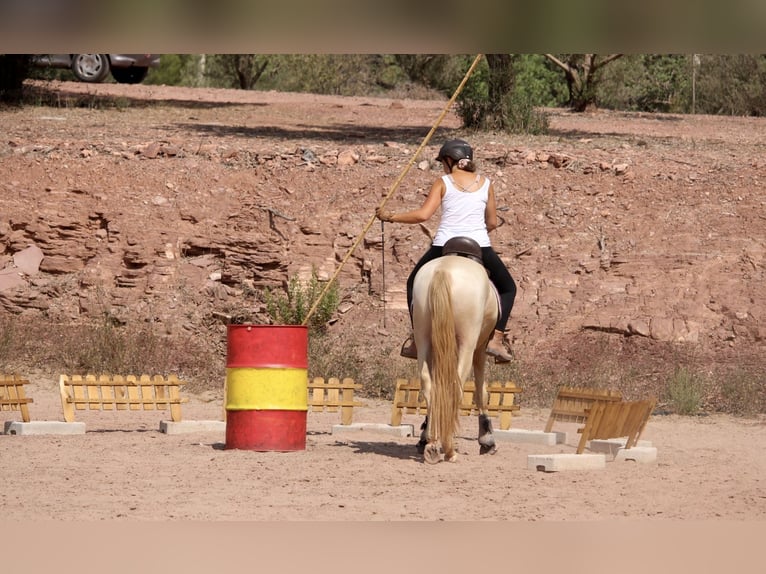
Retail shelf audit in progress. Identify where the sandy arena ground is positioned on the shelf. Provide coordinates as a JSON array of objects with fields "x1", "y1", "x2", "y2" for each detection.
[{"x1": 2, "y1": 372, "x2": 764, "y2": 522}]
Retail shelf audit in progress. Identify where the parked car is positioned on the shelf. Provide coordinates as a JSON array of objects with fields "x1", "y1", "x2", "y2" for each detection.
[{"x1": 32, "y1": 54, "x2": 160, "y2": 84}]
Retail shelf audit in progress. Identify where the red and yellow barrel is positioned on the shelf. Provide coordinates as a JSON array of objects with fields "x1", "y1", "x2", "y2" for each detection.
[{"x1": 225, "y1": 324, "x2": 308, "y2": 451}]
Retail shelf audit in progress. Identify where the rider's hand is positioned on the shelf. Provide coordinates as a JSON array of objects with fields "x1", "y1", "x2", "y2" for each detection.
[{"x1": 376, "y1": 208, "x2": 395, "y2": 223}]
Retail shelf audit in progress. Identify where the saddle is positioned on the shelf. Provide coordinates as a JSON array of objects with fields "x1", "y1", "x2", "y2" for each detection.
[
  {"x1": 442, "y1": 236, "x2": 483, "y2": 266},
  {"x1": 441, "y1": 236, "x2": 499, "y2": 311},
  {"x1": 403, "y1": 236, "x2": 503, "y2": 360}
]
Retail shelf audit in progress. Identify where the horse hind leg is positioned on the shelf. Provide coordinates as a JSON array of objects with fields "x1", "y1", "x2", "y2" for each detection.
[
  {"x1": 417, "y1": 360, "x2": 442, "y2": 462},
  {"x1": 478, "y1": 413, "x2": 498, "y2": 455},
  {"x1": 420, "y1": 417, "x2": 448, "y2": 463},
  {"x1": 423, "y1": 442, "x2": 442, "y2": 464},
  {"x1": 472, "y1": 347, "x2": 498, "y2": 455},
  {"x1": 416, "y1": 417, "x2": 428, "y2": 454}
]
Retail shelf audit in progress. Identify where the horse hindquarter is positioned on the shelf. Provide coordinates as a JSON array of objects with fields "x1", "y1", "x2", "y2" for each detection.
[{"x1": 412, "y1": 256, "x2": 497, "y2": 462}]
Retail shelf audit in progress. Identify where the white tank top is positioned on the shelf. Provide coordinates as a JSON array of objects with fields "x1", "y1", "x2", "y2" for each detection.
[{"x1": 432, "y1": 174, "x2": 491, "y2": 247}]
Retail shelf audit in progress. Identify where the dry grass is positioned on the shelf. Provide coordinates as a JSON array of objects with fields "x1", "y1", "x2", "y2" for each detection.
[
  {"x1": 1, "y1": 313, "x2": 763, "y2": 416},
  {"x1": 0, "y1": 314, "x2": 220, "y2": 394}
]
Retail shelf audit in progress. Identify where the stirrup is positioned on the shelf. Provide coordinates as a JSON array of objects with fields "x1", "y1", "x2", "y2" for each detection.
[
  {"x1": 486, "y1": 346, "x2": 513, "y2": 363},
  {"x1": 400, "y1": 335, "x2": 417, "y2": 359}
]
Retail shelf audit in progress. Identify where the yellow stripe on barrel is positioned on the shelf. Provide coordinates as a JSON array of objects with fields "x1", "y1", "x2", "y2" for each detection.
[{"x1": 225, "y1": 367, "x2": 308, "y2": 411}]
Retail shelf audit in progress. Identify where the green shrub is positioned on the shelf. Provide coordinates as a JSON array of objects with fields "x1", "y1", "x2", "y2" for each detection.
[
  {"x1": 502, "y1": 91, "x2": 550, "y2": 135},
  {"x1": 456, "y1": 83, "x2": 549, "y2": 135},
  {"x1": 264, "y1": 269, "x2": 339, "y2": 333},
  {"x1": 665, "y1": 366, "x2": 704, "y2": 415}
]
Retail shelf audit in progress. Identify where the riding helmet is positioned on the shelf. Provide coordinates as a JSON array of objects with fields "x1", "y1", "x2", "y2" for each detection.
[{"x1": 436, "y1": 139, "x2": 473, "y2": 162}]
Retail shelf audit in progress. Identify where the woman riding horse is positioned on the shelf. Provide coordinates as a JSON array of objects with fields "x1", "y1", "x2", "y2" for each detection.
[{"x1": 376, "y1": 138, "x2": 516, "y2": 362}]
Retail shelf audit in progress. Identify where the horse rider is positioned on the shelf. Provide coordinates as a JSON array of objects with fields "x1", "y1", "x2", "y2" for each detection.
[{"x1": 376, "y1": 138, "x2": 516, "y2": 363}]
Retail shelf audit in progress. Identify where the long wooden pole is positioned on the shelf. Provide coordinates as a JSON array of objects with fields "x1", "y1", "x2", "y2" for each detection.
[
  {"x1": 381, "y1": 218, "x2": 386, "y2": 328},
  {"x1": 302, "y1": 54, "x2": 484, "y2": 326}
]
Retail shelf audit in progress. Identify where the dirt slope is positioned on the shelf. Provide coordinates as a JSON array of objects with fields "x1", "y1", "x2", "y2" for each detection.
[{"x1": 1, "y1": 79, "x2": 765, "y2": 405}]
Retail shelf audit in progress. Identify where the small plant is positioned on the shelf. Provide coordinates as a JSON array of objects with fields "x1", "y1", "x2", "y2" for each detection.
[
  {"x1": 665, "y1": 366, "x2": 704, "y2": 415},
  {"x1": 719, "y1": 368, "x2": 764, "y2": 416},
  {"x1": 263, "y1": 268, "x2": 339, "y2": 332},
  {"x1": 60, "y1": 313, "x2": 143, "y2": 375},
  {"x1": 50, "y1": 311, "x2": 213, "y2": 381},
  {"x1": 74, "y1": 313, "x2": 126, "y2": 374},
  {"x1": 502, "y1": 91, "x2": 550, "y2": 135},
  {"x1": 0, "y1": 314, "x2": 15, "y2": 365},
  {"x1": 307, "y1": 332, "x2": 400, "y2": 400}
]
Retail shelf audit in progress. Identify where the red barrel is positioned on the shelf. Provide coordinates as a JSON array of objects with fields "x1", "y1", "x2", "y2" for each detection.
[{"x1": 225, "y1": 324, "x2": 308, "y2": 451}]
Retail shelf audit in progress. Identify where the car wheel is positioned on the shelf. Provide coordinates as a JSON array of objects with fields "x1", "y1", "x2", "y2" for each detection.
[
  {"x1": 70, "y1": 54, "x2": 111, "y2": 83},
  {"x1": 110, "y1": 67, "x2": 149, "y2": 84}
]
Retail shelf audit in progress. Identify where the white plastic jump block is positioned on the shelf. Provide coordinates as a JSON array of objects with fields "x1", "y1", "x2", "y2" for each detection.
[
  {"x1": 331, "y1": 423, "x2": 415, "y2": 437},
  {"x1": 614, "y1": 446, "x2": 658, "y2": 463},
  {"x1": 528, "y1": 453, "x2": 606, "y2": 472},
  {"x1": 3, "y1": 421, "x2": 86, "y2": 435},
  {"x1": 493, "y1": 429, "x2": 566, "y2": 445},
  {"x1": 588, "y1": 438, "x2": 653, "y2": 455},
  {"x1": 159, "y1": 420, "x2": 226, "y2": 434}
]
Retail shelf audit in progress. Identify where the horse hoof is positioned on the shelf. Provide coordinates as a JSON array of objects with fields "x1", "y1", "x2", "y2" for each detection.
[
  {"x1": 423, "y1": 444, "x2": 441, "y2": 464},
  {"x1": 445, "y1": 452, "x2": 458, "y2": 463},
  {"x1": 416, "y1": 439, "x2": 427, "y2": 454},
  {"x1": 480, "y1": 444, "x2": 498, "y2": 455}
]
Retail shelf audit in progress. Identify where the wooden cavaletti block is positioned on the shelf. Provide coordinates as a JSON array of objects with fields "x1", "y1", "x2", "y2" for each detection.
[
  {"x1": 59, "y1": 374, "x2": 187, "y2": 423},
  {"x1": 0, "y1": 374, "x2": 34, "y2": 422},
  {"x1": 390, "y1": 377, "x2": 521, "y2": 430}
]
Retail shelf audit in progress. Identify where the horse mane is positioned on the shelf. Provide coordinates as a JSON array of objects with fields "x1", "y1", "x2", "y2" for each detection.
[{"x1": 427, "y1": 269, "x2": 462, "y2": 455}]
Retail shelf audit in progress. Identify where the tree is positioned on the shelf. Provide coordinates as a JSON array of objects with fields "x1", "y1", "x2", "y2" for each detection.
[
  {"x1": 514, "y1": 54, "x2": 569, "y2": 108},
  {"x1": 394, "y1": 54, "x2": 462, "y2": 92},
  {"x1": 205, "y1": 55, "x2": 270, "y2": 90},
  {"x1": 454, "y1": 54, "x2": 549, "y2": 134},
  {"x1": 695, "y1": 54, "x2": 766, "y2": 116},
  {"x1": 0, "y1": 55, "x2": 30, "y2": 104},
  {"x1": 484, "y1": 54, "x2": 517, "y2": 130},
  {"x1": 596, "y1": 54, "x2": 691, "y2": 113},
  {"x1": 545, "y1": 54, "x2": 623, "y2": 111},
  {"x1": 451, "y1": 54, "x2": 516, "y2": 130},
  {"x1": 144, "y1": 54, "x2": 203, "y2": 87}
]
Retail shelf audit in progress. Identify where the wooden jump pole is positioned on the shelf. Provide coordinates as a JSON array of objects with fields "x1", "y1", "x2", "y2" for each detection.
[{"x1": 302, "y1": 53, "x2": 484, "y2": 326}]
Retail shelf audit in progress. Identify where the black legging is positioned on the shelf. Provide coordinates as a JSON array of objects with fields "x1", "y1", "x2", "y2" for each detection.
[{"x1": 406, "y1": 245, "x2": 516, "y2": 332}]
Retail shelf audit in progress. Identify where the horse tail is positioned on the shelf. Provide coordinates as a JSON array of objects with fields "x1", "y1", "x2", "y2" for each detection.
[{"x1": 428, "y1": 269, "x2": 461, "y2": 456}]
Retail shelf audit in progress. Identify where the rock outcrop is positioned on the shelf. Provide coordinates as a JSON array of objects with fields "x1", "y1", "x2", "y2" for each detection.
[{"x1": 1, "y1": 83, "x2": 765, "y2": 377}]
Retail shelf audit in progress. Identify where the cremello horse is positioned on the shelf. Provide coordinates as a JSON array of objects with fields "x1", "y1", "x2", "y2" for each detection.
[{"x1": 411, "y1": 249, "x2": 499, "y2": 464}]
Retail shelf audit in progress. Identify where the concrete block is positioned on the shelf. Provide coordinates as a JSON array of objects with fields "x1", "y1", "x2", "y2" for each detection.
[
  {"x1": 159, "y1": 420, "x2": 226, "y2": 434},
  {"x1": 528, "y1": 453, "x2": 606, "y2": 472},
  {"x1": 4, "y1": 421, "x2": 86, "y2": 435},
  {"x1": 614, "y1": 446, "x2": 658, "y2": 463},
  {"x1": 588, "y1": 438, "x2": 653, "y2": 455},
  {"x1": 494, "y1": 429, "x2": 566, "y2": 445},
  {"x1": 331, "y1": 423, "x2": 415, "y2": 437}
]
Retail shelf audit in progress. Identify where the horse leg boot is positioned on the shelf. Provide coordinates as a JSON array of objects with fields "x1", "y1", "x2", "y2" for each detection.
[
  {"x1": 478, "y1": 414, "x2": 498, "y2": 455},
  {"x1": 416, "y1": 417, "x2": 428, "y2": 454}
]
